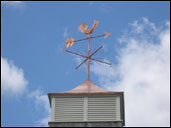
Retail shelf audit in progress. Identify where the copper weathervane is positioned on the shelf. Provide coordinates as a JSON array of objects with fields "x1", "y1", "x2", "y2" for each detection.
[{"x1": 63, "y1": 20, "x2": 112, "y2": 80}]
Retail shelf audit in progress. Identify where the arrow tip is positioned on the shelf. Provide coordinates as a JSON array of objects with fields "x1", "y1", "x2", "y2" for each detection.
[{"x1": 105, "y1": 32, "x2": 111, "y2": 38}]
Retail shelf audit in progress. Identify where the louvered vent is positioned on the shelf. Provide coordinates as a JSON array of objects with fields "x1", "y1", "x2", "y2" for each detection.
[
  {"x1": 88, "y1": 96, "x2": 117, "y2": 121},
  {"x1": 54, "y1": 97, "x2": 84, "y2": 122},
  {"x1": 53, "y1": 95, "x2": 120, "y2": 122}
]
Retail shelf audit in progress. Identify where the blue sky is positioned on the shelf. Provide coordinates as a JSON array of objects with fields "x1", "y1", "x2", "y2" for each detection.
[{"x1": 1, "y1": 1, "x2": 170, "y2": 127}]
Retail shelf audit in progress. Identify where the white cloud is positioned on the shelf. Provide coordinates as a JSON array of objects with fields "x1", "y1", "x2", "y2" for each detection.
[
  {"x1": 118, "y1": 17, "x2": 159, "y2": 44},
  {"x1": 1, "y1": 1, "x2": 24, "y2": 9},
  {"x1": 88, "y1": 2, "x2": 112, "y2": 13},
  {"x1": 91, "y1": 18, "x2": 170, "y2": 127},
  {"x1": 1, "y1": 57, "x2": 50, "y2": 126},
  {"x1": 129, "y1": 20, "x2": 144, "y2": 34},
  {"x1": 57, "y1": 27, "x2": 71, "y2": 52},
  {"x1": 37, "y1": 116, "x2": 50, "y2": 127},
  {"x1": 63, "y1": 27, "x2": 69, "y2": 38},
  {"x1": 28, "y1": 90, "x2": 50, "y2": 127},
  {"x1": 1, "y1": 57, "x2": 28, "y2": 95}
]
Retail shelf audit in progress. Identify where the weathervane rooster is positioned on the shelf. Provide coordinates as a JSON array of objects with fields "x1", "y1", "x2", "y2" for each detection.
[{"x1": 78, "y1": 20, "x2": 99, "y2": 35}]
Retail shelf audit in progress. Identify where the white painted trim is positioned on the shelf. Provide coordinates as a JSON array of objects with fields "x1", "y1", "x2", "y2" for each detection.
[
  {"x1": 51, "y1": 97, "x2": 56, "y2": 121},
  {"x1": 116, "y1": 96, "x2": 121, "y2": 120},
  {"x1": 83, "y1": 96, "x2": 88, "y2": 121}
]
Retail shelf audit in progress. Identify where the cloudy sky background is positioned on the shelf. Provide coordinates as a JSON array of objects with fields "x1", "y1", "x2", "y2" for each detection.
[{"x1": 1, "y1": 1, "x2": 170, "y2": 127}]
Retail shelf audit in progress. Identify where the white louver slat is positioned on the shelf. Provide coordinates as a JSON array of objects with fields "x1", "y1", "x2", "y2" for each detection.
[
  {"x1": 54, "y1": 97, "x2": 84, "y2": 122},
  {"x1": 88, "y1": 97, "x2": 117, "y2": 121}
]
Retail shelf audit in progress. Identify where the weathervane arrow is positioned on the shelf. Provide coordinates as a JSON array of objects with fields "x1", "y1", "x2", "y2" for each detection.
[
  {"x1": 63, "y1": 20, "x2": 112, "y2": 80},
  {"x1": 65, "y1": 32, "x2": 111, "y2": 48}
]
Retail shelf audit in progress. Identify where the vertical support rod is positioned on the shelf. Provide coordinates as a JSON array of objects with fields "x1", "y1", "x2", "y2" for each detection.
[{"x1": 88, "y1": 34, "x2": 90, "y2": 80}]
